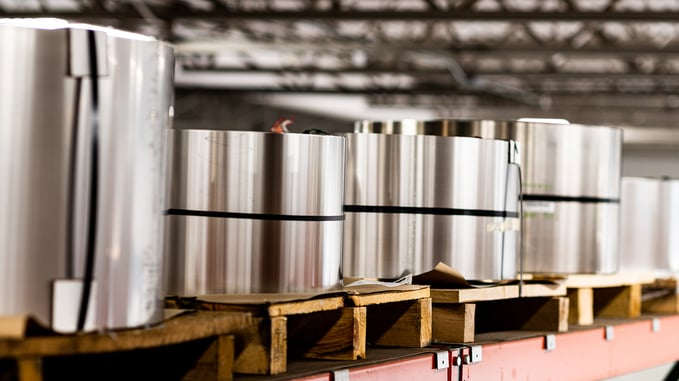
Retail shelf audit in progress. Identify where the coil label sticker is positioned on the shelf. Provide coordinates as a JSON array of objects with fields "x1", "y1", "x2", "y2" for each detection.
[
  {"x1": 486, "y1": 218, "x2": 521, "y2": 232},
  {"x1": 523, "y1": 201, "x2": 556, "y2": 214}
]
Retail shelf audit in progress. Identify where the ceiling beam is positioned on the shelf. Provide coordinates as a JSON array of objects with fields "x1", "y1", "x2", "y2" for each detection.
[
  {"x1": 179, "y1": 66, "x2": 679, "y2": 78},
  {"x1": 7, "y1": 8, "x2": 679, "y2": 22},
  {"x1": 174, "y1": 39, "x2": 679, "y2": 57},
  {"x1": 173, "y1": 82, "x2": 679, "y2": 96}
]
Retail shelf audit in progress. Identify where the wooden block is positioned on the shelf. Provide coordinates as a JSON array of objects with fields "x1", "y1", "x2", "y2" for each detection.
[
  {"x1": 233, "y1": 316, "x2": 286, "y2": 375},
  {"x1": 643, "y1": 293, "x2": 679, "y2": 314},
  {"x1": 520, "y1": 297, "x2": 569, "y2": 332},
  {"x1": 432, "y1": 303, "x2": 476, "y2": 343},
  {"x1": 367, "y1": 298, "x2": 432, "y2": 348},
  {"x1": 568, "y1": 288, "x2": 594, "y2": 325},
  {"x1": 17, "y1": 357, "x2": 42, "y2": 381},
  {"x1": 594, "y1": 285, "x2": 642, "y2": 319},
  {"x1": 476, "y1": 297, "x2": 569, "y2": 333},
  {"x1": 287, "y1": 307, "x2": 366, "y2": 360},
  {"x1": 182, "y1": 335, "x2": 234, "y2": 381}
]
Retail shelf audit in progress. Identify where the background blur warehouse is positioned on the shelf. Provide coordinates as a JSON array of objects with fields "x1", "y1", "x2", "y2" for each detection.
[{"x1": 1, "y1": 1, "x2": 679, "y2": 381}]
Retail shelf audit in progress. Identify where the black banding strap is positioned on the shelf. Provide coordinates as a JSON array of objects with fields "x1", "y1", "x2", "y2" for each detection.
[
  {"x1": 343, "y1": 204, "x2": 519, "y2": 218},
  {"x1": 522, "y1": 194, "x2": 620, "y2": 204},
  {"x1": 76, "y1": 30, "x2": 100, "y2": 332},
  {"x1": 166, "y1": 208, "x2": 345, "y2": 222}
]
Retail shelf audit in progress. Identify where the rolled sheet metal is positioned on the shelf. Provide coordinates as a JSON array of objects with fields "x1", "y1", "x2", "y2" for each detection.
[
  {"x1": 0, "y1": 20, "x2": 174, "y2": 331},
  {"x1": 166, "y1": 130, "x2": 345, "y2": 295},
  {"x1": 620, "y1": 177, "x2": 679, "y2": 275},
  {"x1": 660, "y1": 179, "x2": 679, "y2": 274},
  {"x1": 343, "y1": 130, "x2": 521, "y2": 280},
  {"x1": 354, "y1": 120, "x2": 622, "y2": 274}
]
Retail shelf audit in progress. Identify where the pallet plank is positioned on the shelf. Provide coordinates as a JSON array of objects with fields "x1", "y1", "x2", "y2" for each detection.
[
  {"x1": 233, "y1": 316, "x2": 287, "y2": 375},
  {"x1": 17, "y1": 357, "x2": 42, "y2": 381},
  {"x1": 182, "y1": 335, "x2": 235, "y2": 381},
  {"x1": 345, "y1": 285, "x2": 430, "y2": 307},
  {"x1": 0, "y1": 311, "x2": 252, "y2": 358},
  {"x1": 431, "y1": 285, "x2": 515, "y2": 304},
  {"x1": 197, "y1": 295, "x2": 345, "y2": 317},
  {"x1": 431, "y1": 283, "x2": 565, "y2": 304},
  {"x1": 475, "y1": 297, "x2": 569, "y2": 334},
  {"x1": 594, "y1": 284, "x2": 642, "y2": 319},
  {"x1": 643, "y1": 294, "x2": 679, "y2": 314},
  {"x1": 288, "y1": 307, "x2": 366, "y2": 361},
  {"x1": 526, "y1": 272, "x2": 655, "y2": 288}
]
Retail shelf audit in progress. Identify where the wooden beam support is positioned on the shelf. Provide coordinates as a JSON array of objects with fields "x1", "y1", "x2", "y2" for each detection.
[
  {"x1": 367, "y1": 298, "x2": 432, "y2": 348},
  {"x1": 432, "y1": 303, "x2": 476, "y2": 343},
  {"x1": 568, "y1": 288, "x2": 594, "y2": 325}
]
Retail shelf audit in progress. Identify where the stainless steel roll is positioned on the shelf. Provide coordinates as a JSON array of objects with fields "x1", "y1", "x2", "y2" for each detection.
[
  {"x1": 0, "y1": 20, "x2": 174, "y2": 331},
  {"x1": 355, "y1": 119, "x2": 622, "y2": 274},
  {"x1": 620, "y1": 177, "x2": 679, "y2": 275},
  {"x1": 343, "y1": 132, "x2": 520, "y2": 280},
  {"x1": 619, "y1": 177, "x2": 660, "y2": 272},
  {"x1": 660, "y1": 179, "x2": 679, "y2": 274},
  {"x1": 166, "y1": 129, "x2": 345, "y2": 295}
]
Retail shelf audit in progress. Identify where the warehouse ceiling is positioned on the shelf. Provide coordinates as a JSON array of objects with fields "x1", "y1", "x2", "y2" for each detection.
[{"x1": 4, "y1": 0, "x2": 679, "y2": 134}]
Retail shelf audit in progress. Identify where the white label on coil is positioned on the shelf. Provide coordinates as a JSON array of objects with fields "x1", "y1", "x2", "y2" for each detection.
[
  {"x1": 52, "y1": 279, "x2": 97, "y2": 333},
  {"x1": 523, "y1": 201, "x2": 556, "y2": 214}
]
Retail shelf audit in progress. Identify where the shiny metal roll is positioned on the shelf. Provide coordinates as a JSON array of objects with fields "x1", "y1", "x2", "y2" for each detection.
[
  {"x1": 0, "y1": 20, "x2": 174, "y2": 331},
  {"x1": 355, "y1": 119, "x2": 622, "y2": 274},
  {"x1": 620, "y1": 177, "x2": 679, "y2": 275},
  {"x1": 660, "y1": 179, "x2": 679, "y2": 274},
  {"x1": 619, "y1": 177, "x2": 660, "y2": 272},
  {"x1": 166, "y1": 129, "x2": 345, "y2": 295},
  {"x1": 343, "y1": 131, "x2": 520, "y2": 280}
]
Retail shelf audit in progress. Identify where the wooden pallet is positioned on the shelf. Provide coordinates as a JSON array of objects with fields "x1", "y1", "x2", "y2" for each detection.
[
  {"x1": 344, "y1": 284, "x2": 432, "y2": 348},
  {"x1": 182, "y1": 292, "x2": 347, "y2": 375},
  {"x1": 0, "y1": 310, "x2": 253, "y2": 381},
  {"x1": 180, "y1": 285, "x2": 431, "y2": 375},
  {"x1": 642, "y1": 277, "x2": 679, "y2": 314},
  {"x1": 430, "y1": 282, "x2": 568, "y2": 343},
  {"x1": 526, "y1": 272, "x2": 657, "y2": 325}
]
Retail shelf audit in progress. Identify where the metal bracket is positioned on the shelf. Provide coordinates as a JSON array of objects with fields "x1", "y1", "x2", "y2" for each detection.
[
  {"x1": 450, "y1": 348, "x2": 463, "y2": 381},
  {"x1": 451, "y1": 349, "x2": 463, "y2": 367},
  {"x1": 333, "y1": 369, "x2": 350, "y2": 381},
  {"x1": 469, "y1": 345, "x2": 483, "y2": 363},
  {"x1": 435, "y1": 350, "x2": 450, "y2": 370},
  {"x1": 605, "y1": 325, "x2": 615, "y2": 341},
  {"x1": 652, "y1": 318, "x2": 661, "y2": 333},
  {"x1": 544, "y1": 334, "x2": 557, "y2": 351}
]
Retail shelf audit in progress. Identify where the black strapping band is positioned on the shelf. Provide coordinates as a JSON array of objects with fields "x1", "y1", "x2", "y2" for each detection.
[
  {"x1": 166, "y1": 208, "x2": 345, "y2": 222},
  {"x1": 522, "y1": 194, "x2": 620, "y2": 204},
  {"x1": 344, "y1": 204, "x2": 519, "y2": 218}
]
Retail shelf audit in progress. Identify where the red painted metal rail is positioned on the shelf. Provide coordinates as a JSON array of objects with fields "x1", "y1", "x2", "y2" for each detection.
[{"x1": 283, "y1": 315, "x2": 679, "y2": 381}]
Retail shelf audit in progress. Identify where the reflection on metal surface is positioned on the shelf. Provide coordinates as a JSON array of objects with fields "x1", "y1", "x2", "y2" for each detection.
[
  {"x1": 166, "y1": 129, "x2": 345, "y2": 295},
  {"x1": 0, "y1": 20, "x2": 174, "y2": 330},
  {"x1": 620, "y1": 177, "x2": 679, "y2": 275},
  {"x1": 355, "y1": 119, "x2": 622, "y2": 274},
  {"x1": 343, "y1": 132, "x2": 520, "y2": 280}
]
